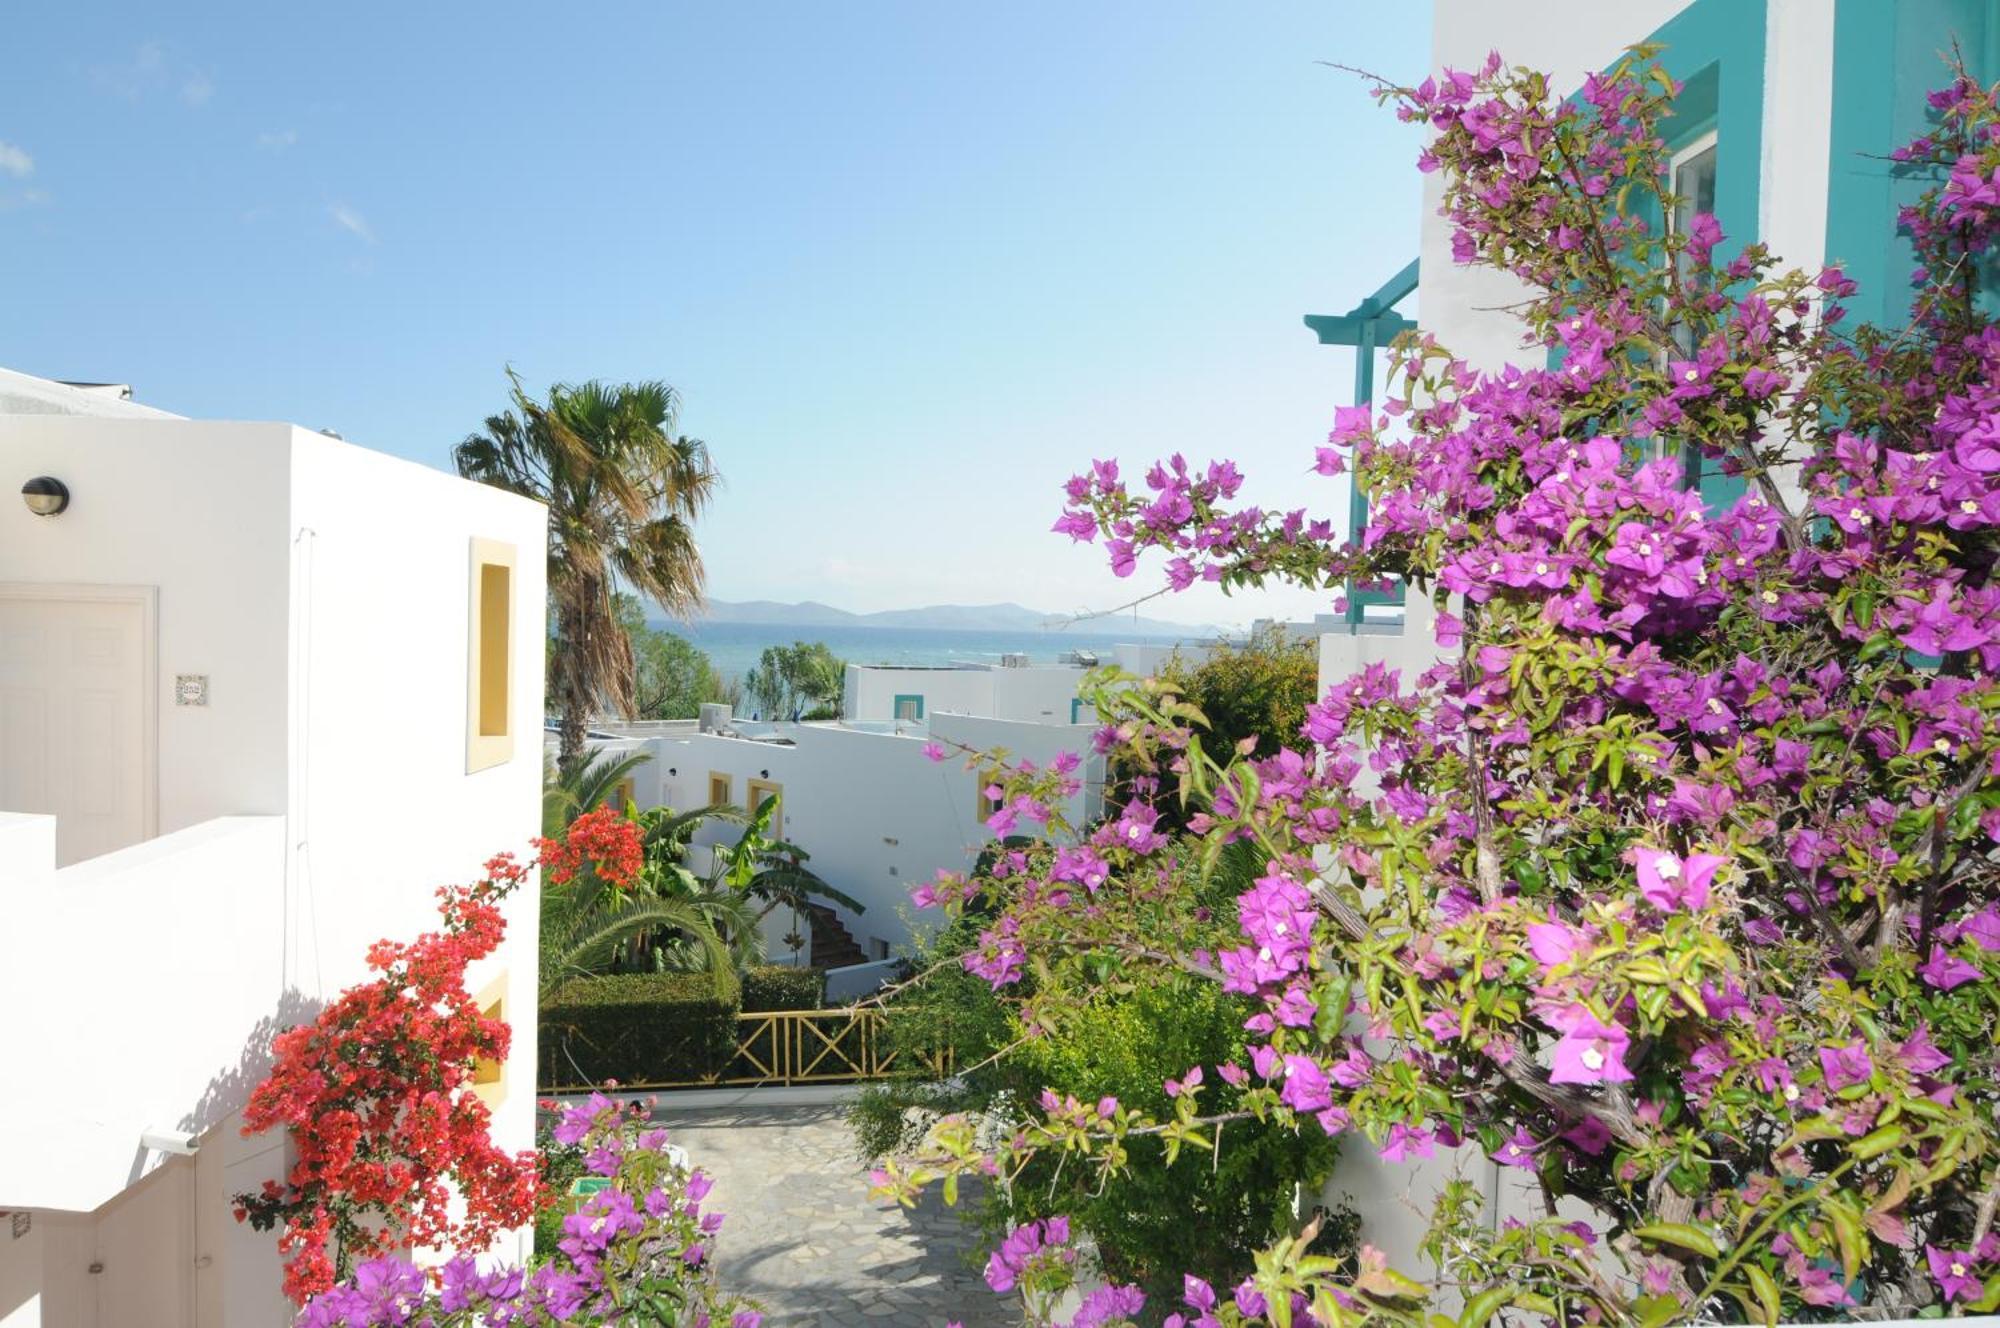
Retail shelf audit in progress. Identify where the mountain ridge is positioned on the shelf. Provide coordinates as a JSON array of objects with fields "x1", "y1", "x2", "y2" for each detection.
[{"x1": 671, "y1": 597, "x2": 1220, "y2": 639}]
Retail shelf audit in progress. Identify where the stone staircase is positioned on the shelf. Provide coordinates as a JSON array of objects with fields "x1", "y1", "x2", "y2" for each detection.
[{"x1": 806, "y1": 903, "x2": 867, "y2": 969}]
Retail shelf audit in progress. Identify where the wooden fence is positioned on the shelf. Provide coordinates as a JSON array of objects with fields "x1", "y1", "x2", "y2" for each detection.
[{"x1": 541, "y1": 1007, "x2": 953, "y2": 1093}]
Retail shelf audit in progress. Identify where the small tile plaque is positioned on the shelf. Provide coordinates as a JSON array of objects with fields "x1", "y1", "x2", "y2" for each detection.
[{"x1": 175, "y1": 674, "x2": 210, "y2": 707}]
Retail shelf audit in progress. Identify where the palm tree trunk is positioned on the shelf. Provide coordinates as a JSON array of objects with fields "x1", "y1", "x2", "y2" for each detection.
[
  {"x1": 555, "y1": 599, "x2": 590, "y2": 768},
  {"x1": 558, "y1": 706, "x2": 588, "y2": 770}
]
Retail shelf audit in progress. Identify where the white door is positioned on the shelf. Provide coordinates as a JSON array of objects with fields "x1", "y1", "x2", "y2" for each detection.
[
  {"x1": 90, "y1": 1162, "x2": 193, "y2": 1328},
  {"x1": 0, "y1": 590, "x2": 153, "y2": 866}
]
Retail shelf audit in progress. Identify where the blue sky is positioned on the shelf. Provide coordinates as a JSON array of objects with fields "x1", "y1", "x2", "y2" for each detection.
[{"x1": 0, "y1": 4, "x2": 1429, "y2": 628}]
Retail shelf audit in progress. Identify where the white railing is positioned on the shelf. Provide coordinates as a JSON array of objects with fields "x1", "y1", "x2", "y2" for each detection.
[
  {"x1": 825, "y1": 956, "x2": 903, "y2": 1004},
  {"x1": 0, "y1": 815, "x2": 288, "y2": 1212}
]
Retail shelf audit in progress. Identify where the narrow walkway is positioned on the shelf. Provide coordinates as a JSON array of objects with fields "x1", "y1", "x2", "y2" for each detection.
[{"x1": 657, "y1": 1101, "x2": 1013, "y2": 1328}]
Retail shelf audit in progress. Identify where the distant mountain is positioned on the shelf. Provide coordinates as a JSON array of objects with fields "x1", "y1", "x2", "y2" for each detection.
[
  {"x1": 688, "y1": 599, "x2": 863, "y2": 629},
  {"x1": 683, "y1": 598, "x2": 1219, "y2": 639}
]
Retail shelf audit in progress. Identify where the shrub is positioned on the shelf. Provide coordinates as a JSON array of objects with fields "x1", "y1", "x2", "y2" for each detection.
[
  {"x1": 1163, "y1": 626, "x2": 1319, "y2": 760},
  {"x1": 540, "y1": 972, "x2": 737, "y2": 1087},
  {"x1": 299, "y1": 1093, "x2": 762, "y2": 1327},
  {"x1": 740, "y1": 963, "x2": 827, "y2": 1012},
  {"x1": 857, "y1": 845, "x2": 1350, "y2": 1299},
  {"x1": 1005, "y1": 978, "x2": 1346, "y2": 1295}
]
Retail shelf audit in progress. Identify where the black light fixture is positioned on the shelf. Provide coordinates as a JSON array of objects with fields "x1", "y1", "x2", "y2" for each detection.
[
  {"x1": 21, "y1": 476, "x2": 69, "y2": 516},
  {"x1": 668, "y1": 767, "x2": 678, "y2": 776},
  {"x1": 759, "y1": 768, "x2": 770, "y2": 779}
]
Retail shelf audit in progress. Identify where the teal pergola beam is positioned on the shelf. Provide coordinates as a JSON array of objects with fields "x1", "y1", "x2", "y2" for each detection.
[{"x1": 1302, "y1": 257, "x2": 1419, "y2": 627}]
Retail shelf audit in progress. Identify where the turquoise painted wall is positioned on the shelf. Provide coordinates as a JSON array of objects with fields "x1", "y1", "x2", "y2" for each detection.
[{"x1": 1828, "y1": 0, "x2": 1999, "y2": 334}]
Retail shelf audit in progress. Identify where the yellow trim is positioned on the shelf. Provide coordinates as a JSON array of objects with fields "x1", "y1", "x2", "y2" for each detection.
[
  {"x1": 708, "y1": 772, "x2": 732, "y2": 808},
  {"x1": 466, "y1": 538, "x2": 517, "y2": 773},
  {"x1": 613, "y1": 777, "x2": 636, "y2": 811},
  {"x1": 746, "y1": 778, "x2": 782, "y2": 838},
  {"x1": 470, "y1": 970, "x2": 510, "y2": 1107}
]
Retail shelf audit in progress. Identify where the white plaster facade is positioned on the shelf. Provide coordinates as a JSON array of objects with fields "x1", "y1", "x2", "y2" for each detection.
[
  {"x1": 842, "y1": 660, "x2": 1093, "y2": 726},
  {"x1": 0, "y1": 378, "x2": 548, "y2": 1326},
  {"x1": 586, "y1": 708, "x2": 1105, "y2": 966}
]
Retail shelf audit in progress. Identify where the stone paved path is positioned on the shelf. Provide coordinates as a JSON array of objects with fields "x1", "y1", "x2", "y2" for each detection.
[{"x1": 658, "y1": 1101, "x2": 1014, "y2": 1328}]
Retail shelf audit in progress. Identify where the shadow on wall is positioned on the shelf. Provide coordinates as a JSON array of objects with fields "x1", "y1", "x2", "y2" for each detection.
[{"x1": 152, "y1": 987, "x2": 324, "y2": 1183}]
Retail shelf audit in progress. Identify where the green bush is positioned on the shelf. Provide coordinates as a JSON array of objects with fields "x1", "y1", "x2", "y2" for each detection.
[
  {"x1": 1004, "y1": 978, "x2": 1345, "y2": 1293},
  {"x1": 1162, "y1": 626, "x2": 1318, "y2": 760},
  {"x1": 539, "y1": 972, "x2": 737, "y2": 1087},
  {"x1": 850, "y1": 842, "x2": 1352, "y2": 1298},
  {"x1": 739, "y1": 964, "x2": 827, "y2": 1012}
]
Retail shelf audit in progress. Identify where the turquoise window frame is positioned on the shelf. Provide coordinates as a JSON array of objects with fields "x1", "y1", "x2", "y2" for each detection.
[
  {"x1": 893, "y1": 693, "x2": 924, "y2": 721},
  {"x1": 1069, "y1": 698, "x2": 1084, "y2": 724},
  {"x1": 1645, "y1": 0, "x2": 1767, "y2": 513},
  {"x1": 1542, "y1": 1, "x2": 1766, "y2": 511}
]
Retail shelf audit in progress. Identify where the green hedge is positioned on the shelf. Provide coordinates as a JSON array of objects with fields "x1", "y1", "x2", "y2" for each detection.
[
  {"x1": 539, "y1": 973, "x2": 737, "y2": 1087},
  {"x1": 740, "y1": 964, "x2": 826, "y2": 1012}
]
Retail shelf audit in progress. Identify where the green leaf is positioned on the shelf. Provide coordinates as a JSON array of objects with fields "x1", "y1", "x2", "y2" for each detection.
[
  {"x1": 1459, "y1": 1287, "x2": 1510, "y2": 1327},
  {"x1": 1633, "y1": 1222, "x2": 1721, "y2": 1259},
  {"x1": 1745, "y1": 1265, "x2": 1783, "y2": 1327},
  {"x1": 1850, "y1": 1124, "x2": 1906, "y2": 1160},
  {"x1": 1824, "y1": 1196, "x2": 1866, "y2": 1282},
  {"x1": 1635, "y1": 1292, "x2": 1682, "y2": 1328}
]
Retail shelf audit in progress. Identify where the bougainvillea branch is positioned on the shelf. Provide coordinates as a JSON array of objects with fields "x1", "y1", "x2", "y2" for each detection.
[
  {"x1": 234, "y1": 853, "x2": 542, "y2": 1303},
  {"x1": 882, "y1": 50, "x2": 2000, "y2": 1328}
]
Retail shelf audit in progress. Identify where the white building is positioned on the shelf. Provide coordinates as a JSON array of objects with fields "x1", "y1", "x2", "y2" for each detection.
[
  {"x1": 585, "y1": 703, "x2": 1104, "y2": 988},
  {"x1": 843, "y1": 659, "x2": 1095, "y2": 727},
  {"x1": 0, "y1": 369, "x2": 547, "y2": 1326}
]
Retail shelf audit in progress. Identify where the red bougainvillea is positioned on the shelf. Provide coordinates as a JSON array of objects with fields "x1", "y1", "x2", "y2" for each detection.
[
  {"x1": 536, "y1": 805, "x2": 642, "y2": 888},
  {"x1": 234, "y1": 853, "x2": 542, "y2": 1304}
]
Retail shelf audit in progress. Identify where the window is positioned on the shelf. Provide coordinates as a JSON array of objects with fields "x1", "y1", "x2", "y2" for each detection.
[
  {"x1": 708, "y1": 772, "x2": 732, "y2": 808},
  {"x1": 465, "y1": 539, "x2": 516, "y2": 772},
  {"x1": 473, "y1": 997, "x2": 505, "y2": 1086},
  {"x1": 470, "y1": 972, "x2": 509, "y2": 1104},
  {"x1": 613, "y1": 777, "x2": 636, "y2": 812},
  {"x1": 893, "y1": 694, "x2": 924, "y2": 722},
  {"x1": 976, "y1": 777, "x2": 1003, "y2": 826},
  {"x1": 1669, "y1": 131, "x2": 1719, "y2": 242},
  {"x1": 747, "y1": 778, "x2": 782, "y2": 838},
  {"x1": 1069, "y1": 698, "x2": 1088, "y2": 724}
]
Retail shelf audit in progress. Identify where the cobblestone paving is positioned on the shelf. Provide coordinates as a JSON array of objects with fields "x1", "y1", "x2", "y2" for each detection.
[{"x1": 659, "y1": 1101, "x2": 1012, "y2": 1328}]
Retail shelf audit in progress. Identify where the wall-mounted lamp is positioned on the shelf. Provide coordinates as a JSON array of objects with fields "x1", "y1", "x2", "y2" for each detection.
[
  {"x1": 759, "y1": 769, "x2": 770, "y2": 779},
  {"x1": 668, "y1": 767, "x2": 678, "y2": 777},
  {"x1": 21, "y1": 476, "x2": 69, "y2": 516}
]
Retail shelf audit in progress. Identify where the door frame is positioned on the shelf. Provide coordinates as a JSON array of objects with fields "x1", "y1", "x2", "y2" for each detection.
[{"x1": 0, "y1": 581, "x2": 160, "y2": 847}]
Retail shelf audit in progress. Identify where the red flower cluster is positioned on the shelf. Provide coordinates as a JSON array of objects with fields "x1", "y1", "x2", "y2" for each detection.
[
  {"x1": 234, "y1": 854, "x2": 541, "y2": 1303},
  {"x1": 535, "y1": 805, "x2": 643, "y2": 889}
]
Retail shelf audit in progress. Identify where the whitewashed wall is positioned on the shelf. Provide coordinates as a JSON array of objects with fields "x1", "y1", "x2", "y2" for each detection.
[
  {"x1": 985, "y1": 666, "x2": 1088, "y2": 723},
  {"x1": 287, "y1": 428, "x2": 547, "y2": 1201},
  {"x1": 1, "y1": 418, "x2": 294, "y2": 835},
  {"x1": 629, "y1": 714, "x2": 1103, "y2": 956},
  {"x1": 842, "y1": 665, "x2": 996, "y2": 722},
  {"x1": 0, "y1": 412, "x2": 549, "y2": 1323},
  {"x1": 0, "y1": 812, "x2": 54, "y2": 883}
]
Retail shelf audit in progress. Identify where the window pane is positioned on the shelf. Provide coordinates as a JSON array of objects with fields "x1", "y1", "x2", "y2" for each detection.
[{"x1": 1672, "y1": 143, "x2": 1717, "y2": 237}]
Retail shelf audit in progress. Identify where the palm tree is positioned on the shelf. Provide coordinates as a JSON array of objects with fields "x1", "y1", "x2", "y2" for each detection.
[
  {"x1": 537, "y1": 867, "x2": 740, "y2": 998},
  {"x1": 543, "y1": 747, "x2": 651, "y2": 837},
  {"x1": 456, "y1": 373, "x2": 719, "y2": 767},
  {"x1": 633, "y1": 797, "x2": 865, "y2": 966}
]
